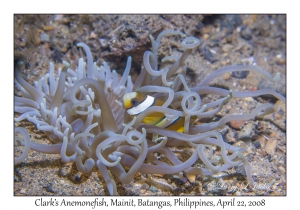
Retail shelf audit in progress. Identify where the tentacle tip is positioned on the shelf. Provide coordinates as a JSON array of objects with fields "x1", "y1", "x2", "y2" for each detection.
[
  {"x1": 181, "y1": 36, "x2": 201, "y2": 49},
  {"x1": 62, "y1": 60, "x2": 70, "y2": 72},
  {"x1": 115, "y1": 99, "x2": 123, "y2": 107},
  {"x1": 141, "y1": 127, "x2": 147, "y2": 136},
  {"x1": 154, "y1": 136, "x2": 167, "y2": 143},
  {"x1": 273, "y1": 72, "x2": 281, "y2": 81},
  {"x1": 177, "y1": 31, "x2": 186, "y2": 37},
  {"x1": 199, "y1": 104, "x2": 208, "y2": 113},
  {"x1": 76, "y1": 42, "x2": 84, "y2": 47},
  {"x1": 229, "y1": 89, "x2": 233, "y2": 98},
  {"x1": 166, "y1": 81, "x2": 174, "y2": 87}
]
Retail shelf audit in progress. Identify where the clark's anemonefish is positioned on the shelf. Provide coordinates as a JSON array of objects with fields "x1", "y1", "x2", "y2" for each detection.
[{"x1": 123, "y1": 92, "x2": 197, "y2": 133}]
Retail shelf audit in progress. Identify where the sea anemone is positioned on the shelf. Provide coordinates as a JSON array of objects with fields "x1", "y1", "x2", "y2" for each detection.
[{"x1": 14, "y1": 30, "x2": 285, "y2": 195}]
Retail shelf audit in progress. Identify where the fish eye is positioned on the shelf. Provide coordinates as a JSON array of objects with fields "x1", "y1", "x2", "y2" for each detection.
[{"x1": 131, "y1": 98, "x2": 139, "y2": 107}]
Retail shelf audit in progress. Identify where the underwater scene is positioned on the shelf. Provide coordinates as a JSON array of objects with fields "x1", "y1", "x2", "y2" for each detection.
[{"x1": 14, "y1": 14, "x2": 286, "y2": 196}]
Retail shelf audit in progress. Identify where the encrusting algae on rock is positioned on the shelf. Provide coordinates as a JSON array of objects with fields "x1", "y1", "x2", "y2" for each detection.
[{"x1": 14, "y1": 30, "x2": 285, "y2": 195}]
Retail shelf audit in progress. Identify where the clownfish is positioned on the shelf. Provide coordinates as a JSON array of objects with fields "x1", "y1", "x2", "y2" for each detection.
[{"x1": 123, "y1": 92, "x2": 197, "y2": 133}]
